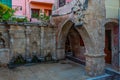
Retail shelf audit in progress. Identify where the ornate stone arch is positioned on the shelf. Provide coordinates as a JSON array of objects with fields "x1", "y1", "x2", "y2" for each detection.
[
  {"x1": 56, "y1": 19, "x2": 95, "y2": 59},
  {"x1": 57, "y1": 19, "x2": 105, "y2": 76},
  {"x1": 104, "y1": 19, "x2": 118, "y2": 26}
]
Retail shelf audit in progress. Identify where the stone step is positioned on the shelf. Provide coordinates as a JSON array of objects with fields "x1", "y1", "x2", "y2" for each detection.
[
  {"x1": 105, "y1": 68, "x2": 120, "y2": 80},
  {"x1": 86, "y1": 74, "x2": 112, "y2": 80}
]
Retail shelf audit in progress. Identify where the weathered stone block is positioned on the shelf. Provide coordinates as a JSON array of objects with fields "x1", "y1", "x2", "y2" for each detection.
[
  {"x1": 56, "y1": 49, "x2": 65, "y2": 59},
  {"x1": 85, "y1": 55, "x2": 105, "y2": 77},
  {"x1": 0, "y1": 49, "x2": 9, "y2": 65}
]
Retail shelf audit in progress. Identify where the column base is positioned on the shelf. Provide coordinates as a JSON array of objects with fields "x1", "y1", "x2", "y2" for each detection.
[
  {"x1": 56, "y1": 48, "x2": 65, "y2": 60},
  {"x1": 85, "y1": 54, "x2": 105, "y2": 77}
]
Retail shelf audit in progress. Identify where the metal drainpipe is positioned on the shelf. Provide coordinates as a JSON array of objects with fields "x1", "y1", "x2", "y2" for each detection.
[{"x1": 118, "y1": 4, "x2": 120, "y2": 71}]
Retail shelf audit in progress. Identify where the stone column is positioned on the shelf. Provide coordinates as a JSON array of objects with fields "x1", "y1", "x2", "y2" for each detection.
[
  {"x1": 85, "y1": 54, "x2": 105, "y2": 76},
  {"x1": 40, "y1": 27, "x2": 44, "y2": 56},
  {"x1": 84, "y1": 0, "x2": 106, "y2": 77},
  {"x1": 26, "y1": 0, "x2": 31, "y2": 20},
  {"x1": 9, "y1": 30, "x2": 14, "y2": 59},
  {"x1": 52, "y1": 31, "x2": 57, "y2": 60},
  {"x1": 56, "y1": 40, "x2": 66, "y2": 59},
  {"x1": 25, "y1": 26, "x2": 31, "y2": 58}
]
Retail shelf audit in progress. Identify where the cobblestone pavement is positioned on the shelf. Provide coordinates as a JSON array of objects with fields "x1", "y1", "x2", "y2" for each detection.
[{"x1": 0, "y1": 61, "x2": 90, "y2": 80}]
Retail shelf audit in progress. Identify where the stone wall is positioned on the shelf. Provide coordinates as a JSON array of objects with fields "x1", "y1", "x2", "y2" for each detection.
[
  {"x1": 0, "y1": 22, "x2": 56, "y2": 66},
  {"x1": 0, "y1": 49, "x2": 9, "y2": 66},
  {"x1": 40, "y1": 26, "x2": 56, "y2": 58}
]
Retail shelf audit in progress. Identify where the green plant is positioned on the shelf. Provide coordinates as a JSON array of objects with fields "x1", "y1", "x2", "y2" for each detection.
[
  {"x1": 11, "y1": 17, "x2": 28, "y2": 22},
  {"x1": 32, "y1": 55, "x2": 38, "y2": 63},
  {"x1": 0, "y1": 2, "x2": 14, "y2": 22},
  {"x1": 45, "y1": 52, "x2": 52, "y2": 61},
  {"x1": 31, "y1": 13, "x2": 39, "y2": 18},
  {"x1": 39, "y1": 13, "x2": 50, "y2": 22},
  {"x1": 14, "y1": 55, "x2": 25, "y2": 64}
]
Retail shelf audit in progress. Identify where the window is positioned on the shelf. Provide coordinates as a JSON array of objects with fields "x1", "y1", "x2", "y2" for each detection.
[
  {"x1": 31, "y1": 9, "x2": 40, "y2": 18},
  {"x1": 59, "y1": 0, "x2": 65, "y2": 7},
  {"x1": 48, "y1": 10, "x2": 52, "y2": 16}
]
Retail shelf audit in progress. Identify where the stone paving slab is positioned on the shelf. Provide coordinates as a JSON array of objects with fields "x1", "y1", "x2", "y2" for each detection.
[{"x1": 0, "y1": 61, "x2": 90, "y2": 80}]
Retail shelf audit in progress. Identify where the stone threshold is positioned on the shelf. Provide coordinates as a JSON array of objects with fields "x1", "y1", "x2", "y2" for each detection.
[{"x1": 86, "y1": 74, "x2": 112, "y2": 80}]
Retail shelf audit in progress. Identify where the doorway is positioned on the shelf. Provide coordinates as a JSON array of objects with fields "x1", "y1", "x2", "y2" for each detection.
[
  {"x1": 65, "y1": 27, "x2": 85, "y2": 64},
  {"x1": 104, "y1": 30, "x2": 112, "y2": 64}
]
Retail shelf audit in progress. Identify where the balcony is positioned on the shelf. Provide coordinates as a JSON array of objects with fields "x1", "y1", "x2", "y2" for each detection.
[{"x1": 29, "y1": 0, "x2": 54, "y2": 4}]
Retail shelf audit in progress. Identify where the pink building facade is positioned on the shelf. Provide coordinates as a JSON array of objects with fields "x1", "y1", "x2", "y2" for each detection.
[
  {"x1": 54, "y1": 0, "x2": 73, "y2": 9},
  {"x1": 12, "y1": 0, "x2": 54, "y2": 21},
  {"x1": 66, "y1": 0, "x2": 72, "y2": 3}
]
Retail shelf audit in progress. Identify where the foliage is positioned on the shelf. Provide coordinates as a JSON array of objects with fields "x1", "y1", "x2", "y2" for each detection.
[
  {"x1": 45, "y1": 52, "x2": 52, "y2": 61},
  {"x1": 32, "y1": 55, "x2": 39, "y2": 63},
  {"x1": 31, "y1": 13, "x2": 39, "y2": 18},
  {"x1": 14, "y1": 55, "x2": 25, "y2": 64},
  {"x1": 11, "y1": 17, "x2": 28, "y2": 22},
  {"x1": 39, "y1": 13, "x2": 50, "y2": 22},
  {"x1": 0, "y1": 2, "x2": 14, "y2": 22}
]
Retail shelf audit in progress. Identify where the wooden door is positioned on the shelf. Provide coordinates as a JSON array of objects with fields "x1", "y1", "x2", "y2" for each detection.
[{"x1": 104, "y1": 30, "x2": 112, "y2": 64}]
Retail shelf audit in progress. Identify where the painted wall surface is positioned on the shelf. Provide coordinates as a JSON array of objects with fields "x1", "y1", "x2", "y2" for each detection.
[
  {"x1": 12, "y1": 0, "x2": 54, "y2": 20},
  {"x1": 105, "y1": 0, "x2": 119, "y2": 19},
  {"x1": 12, "y1": 0, "x2": 26, "y2": 16},
  {"x1": 0, "y1": 0, "x2": 12, "y2": 7}
]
